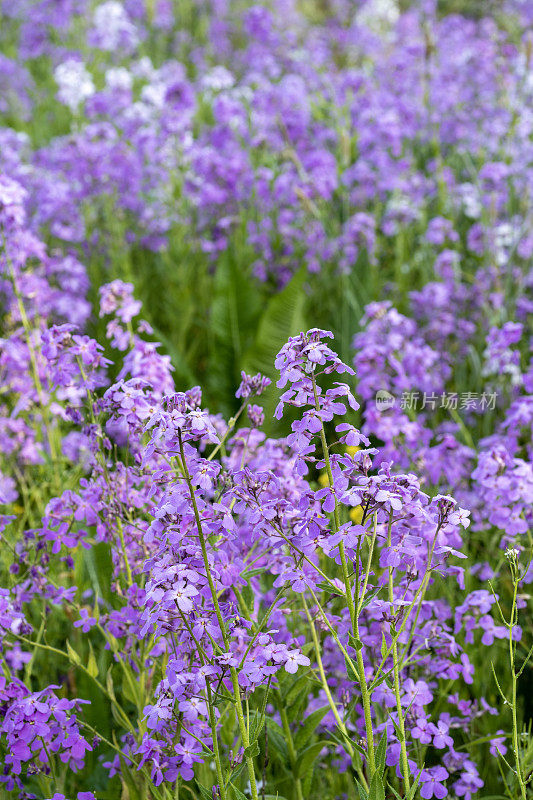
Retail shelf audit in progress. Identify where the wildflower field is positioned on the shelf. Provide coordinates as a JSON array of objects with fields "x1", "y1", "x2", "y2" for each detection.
[{"x1": 0, "y1": 0, "x2": 532, "y2": 798}]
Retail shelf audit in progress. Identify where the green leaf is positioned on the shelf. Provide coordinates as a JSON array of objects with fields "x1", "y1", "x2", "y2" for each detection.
[
  {"x1": 196, "y1": 783, "x2": 214, "y2": 800},
  {"x1": 286, "y1": 681, "x2": 312, "y2": 724},
  {"x1": 106, "y1": 666, "x2": 116, "y2": 700},
  {"x1": 345, "y1": 654, "x2": 358, "y2": 682},
  {"x1": 241, "y1": 582, "x2": 254, "y2": 614},
  {"x1": 98, "y1": 787, "x2": 123, "y2": 800},
  {"x1": 406, "y1": 769, "x2": 423, "y2": 800},
  {"x1": 329, "y1": 727, "x2": 366, "y2": 756},
  {"x1": 295, "y1": 740, "x2": 328, "y2": 778},
  {"x1": 248, "y1": 710, "x2": 266, "y2": 744},
  {"x1": 294, "y1": 705, "x2": 330, "y2": 751},
  {"x1": 348, "y1": 634, "x2": 364, "y2": 651},
  {"x1": 241, "y1": 265, "x2": 308, "y2": 434},
  {"x1": 358, "y1": 588, "x2": 382, "y2": 612},
  {"x1": 122, "y1": 674, "x2": 140, "y2": 707},
  {"x1": 242, "y1": 567, "x2": 265, "y2": 579},
  {"x1": 84, "y1": 542, "x2": 113, "y2": 604},
  {"x1": 368, "y1": 771, "x2": 385, "y2": 800},
  {"x1": 229, "y1": 784, "x2": 247, "y2": 800},
  {"x1": 375, "y1": 728, "x2": 387, "y2": 777},
  {"x1": 369, "y1": 669, "x2": 394, "y2": 693},
  {"x1": 66, "y1": 640, "x2": 81, "y2": 666},
  {"x1": 86, "y1": 642, "x2": 99, "y2": 678},
  {"x1": 243, "y1": 740, "x2": 260, "y2": 759},
  {"x1": 113, "y1": 733, "x2": 141, "y2": 800},
  {"x1": 119, "y1": 772, "x2": 141, "y2": 800},
  {"x1": 265, "y1": 718, "x2": 290, "y2": 768},
  {"x1": 355, "y1": 780, "x2": 369, "y2": 800},
  {"x1": 317, "y1": 581, "x2": 344, "y2": 596},
  {"x1": 387, "y1": 786, "x2": 402, "y2": 800},
  {"x1": 208, "y1": 245, "x2": 261, "y2": 412},
  {"x1": 281, "y1": 672, "x2": 309, "y2": 704},
  {"x1": 388, "y1": 712, "x2": 404, "y2": 744}
]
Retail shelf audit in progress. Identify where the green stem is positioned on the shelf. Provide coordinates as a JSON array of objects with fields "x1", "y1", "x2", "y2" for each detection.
[
  {"x1": 302, "y1": 596, "x2": 370, "y2": 792},
  {"x1": 208, "y1": 402, "x2": 247, "y2": 462},
  {"x1": 372, "y1": 526, "x2": 441, "y2": 688},
  {"x1": 302, "y1": 598, "x2": 354, "y2": 759},
  {"x1": 357, "y1": 515, "x2": 377, "y2": 615},
  {"x1": 352, "y1": 609, "x2": 376, "y2": 776},
  {"x1": 40, "y1": 738, "x2": 58, "y2": 788},
  {"x1": 312, "y1": 375, "x2": 375, "y2": 775},
  {"x1": 117, "y1": 516, "x2": 134, "y2": 586},
  {"x1": 206, "y1": 679, "x2": 228, "y2": 800},
  {"x1": 7, "y1": 260, "x2": 61, "y2": 489},
  {"x1": 278, "y1": 702, "x2": 305, "y2": 800},
  {"x1": 79, "y1": 720, "x2": 166, "y2": 800},
  {"x1": 508, "y1": 575, "x2": 527, "y2": 800},
  {"x1": 177, "y1": 431, "x2": 259, "y2": 800},
  {"x1": 387, "y1": 518, "x2": 411, "y2": 792},
  {"x1": 15, "y1": 634, "x2": 134, "y2": 734}
]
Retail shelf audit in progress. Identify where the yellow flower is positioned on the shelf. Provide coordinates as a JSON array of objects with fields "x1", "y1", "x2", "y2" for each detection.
[
  {"x1": 350, "y1": 505, "x2": 364, "y2": 524},
  {"x1": 318, "y1": 472, "x2": 330, "y2": 487}
]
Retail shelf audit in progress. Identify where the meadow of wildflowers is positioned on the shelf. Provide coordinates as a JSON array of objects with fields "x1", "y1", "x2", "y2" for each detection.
[{"x1": 0, "y1": 1, "x2": 532, "y2": 799}]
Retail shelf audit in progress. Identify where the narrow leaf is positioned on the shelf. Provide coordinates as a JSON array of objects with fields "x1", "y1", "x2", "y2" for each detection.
[
  {"x1": 375, "y1": 728, "x2": 388, "y2": 777},
  {"x1": 368, "y1": 771, "x2": 385, "y2": 800},
  {"x1": 294, "y1": 705, "x2": 330, "y2": 751}
]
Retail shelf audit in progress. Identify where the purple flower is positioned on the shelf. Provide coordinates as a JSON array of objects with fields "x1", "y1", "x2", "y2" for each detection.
[
  {"x1": 420, "y1": 766, "x2": 449, "y2": 799},
  {"x1": 283, "y1": 650, "x2": 310, "y2": 674},
  {"x1": 236, "y1": 371, "x2": 271, "y2": 399},
  {"x1": 73, "y1": 609, "x2": 97, "y2": 633},
  {"x1": 430, "y1": 719, "x2": 454, "y2": 749},
  {"x1": 412, "y1": 716, "x2": 433, "y2": 744},
  {"x1": 99, "y1": 281, "x2": 142, "y2": 324},
  {"x1": 172, "y1": 580, "x2": 199, "y2": 613},
  {"x1": 489, "y1": 730, "x2": 507, "y2": 757}
]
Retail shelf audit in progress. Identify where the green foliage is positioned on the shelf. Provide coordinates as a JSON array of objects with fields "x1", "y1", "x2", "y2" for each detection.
[
  {"x1": 293, "y1": 706, "x2": 330, "y2": 751},
  {"x1": 242, "y1": 265, "x2": 308, "y2": 434},
  {"x1": 208, "y1": 236, "x2": 262, "y2": 414}
]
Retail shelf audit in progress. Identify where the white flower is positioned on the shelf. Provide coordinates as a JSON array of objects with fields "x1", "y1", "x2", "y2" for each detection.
[
  {"x1": 54, "y1": 59, "x2": 95, "y2": 112},
  {"x1": 357, "y1": 0, "x2": 399, "y2": 31},
  {"x1": 505, "y1": 547, "x2": 520, "y2": 561},
  {"x1": 105, "y1": 67, "x2": 132, "y2": 92},
  {"x1": 132, "y1": 56, "x2": 155, "y2": 80},
  {"x1": 201, "y1": 66, "x2": 235, "y2": 92},
  {"x1": 494, "y1": 222, "x2": 516, "y2": 250},
  {"x1": 92, "y1": 1, "x2": 139, "y2": 51},
  {"x1": 457, "y1": 183, "x2": 482, "y2": 219},
  {"x1": 141, "y1": 82, "x2": 166, "y2": 109}
]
